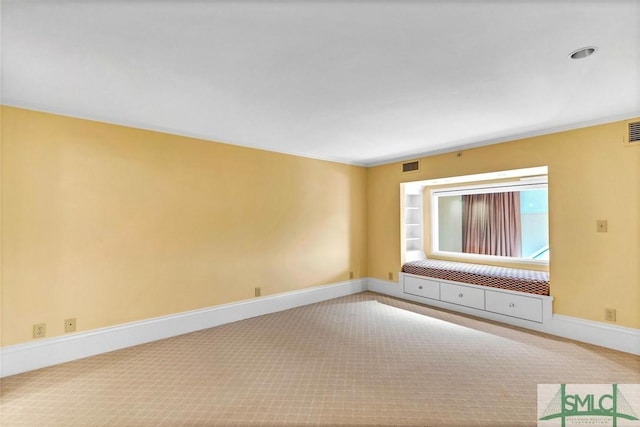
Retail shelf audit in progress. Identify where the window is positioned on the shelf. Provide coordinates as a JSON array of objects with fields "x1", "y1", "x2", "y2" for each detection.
[
  {"x1": 401, "y1": 166, "x2": 549, "y2": 266},
  {"x1": 431, "y1": 180, "x2": 549, "y2": 264}
]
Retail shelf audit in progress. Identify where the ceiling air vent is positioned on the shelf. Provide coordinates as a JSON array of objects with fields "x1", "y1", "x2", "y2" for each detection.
[
  {"x1": 629, "y1": 121, "x2": 640, "y2": 143},
  {"x1": 402, "y1": 160, "x2": 420, "y2": 173}
]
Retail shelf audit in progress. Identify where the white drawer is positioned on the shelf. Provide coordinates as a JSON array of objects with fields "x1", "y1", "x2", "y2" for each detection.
[
  {"x1": 404, "y1": 276, "x2": 440, "y2": 300},
  {"x1": 485, "y1": 290, "x2": 543, "y2": 323},
  {"x1": 440, "y1": 282, "x2": 485, "y2": 310}
]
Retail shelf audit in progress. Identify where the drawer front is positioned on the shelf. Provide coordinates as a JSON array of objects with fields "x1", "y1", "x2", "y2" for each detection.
[
  {"x1": 485, "y1": 290, "x2": 543, "y2": 322},
  {"x1": 404, "y1": 276, "x2": 440, "y2": 300},
  {"x1": 440, "y1": 282, "x2": 485, "y2": 310}
]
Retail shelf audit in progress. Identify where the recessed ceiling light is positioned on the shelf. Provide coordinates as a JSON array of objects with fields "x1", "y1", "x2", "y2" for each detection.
[{"x1": 569, "y1": 46, "x2": 598, "y2": 59}]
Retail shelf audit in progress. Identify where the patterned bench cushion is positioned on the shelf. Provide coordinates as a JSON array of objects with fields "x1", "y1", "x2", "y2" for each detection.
[{"x1": 402, "y1": 259, "x2": 550, "y2": 296}]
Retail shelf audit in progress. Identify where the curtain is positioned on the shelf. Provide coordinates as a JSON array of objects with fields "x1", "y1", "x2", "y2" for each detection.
[{"x1": 462, "y1": 192, "x2": 522, "y2": 257}]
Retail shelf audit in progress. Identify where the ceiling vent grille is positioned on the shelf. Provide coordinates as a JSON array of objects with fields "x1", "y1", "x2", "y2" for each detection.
[
  {"x1": 402, "y1": 160, "x2": 420, "y2": 173},
  {"x1": 629, "y1": 121, "x2": 640, "y2": 143}
]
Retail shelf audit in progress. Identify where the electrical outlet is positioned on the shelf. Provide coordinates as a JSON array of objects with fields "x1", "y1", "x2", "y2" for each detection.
[
  {"x1": 605, "y1": 308, "x2": 616, "y2": 322},
  {"x1": 388, "y1": 272, "x2": 394, "y2": 280},
  {"x1": 33, "y1": 323, "x2": 46, "y2": 339},
  {"x1": 255, "y1": 287, "x2": 261, "y2": 297},
  {"x1": 597, "y1": 220, "x2": 608, "y2": 232},
  {"x1": 64, "y1": 318, "x2": 77, "y2": 333},
  {"x1": 349, "y1": 271, "x2": 354, "y2": 279}
]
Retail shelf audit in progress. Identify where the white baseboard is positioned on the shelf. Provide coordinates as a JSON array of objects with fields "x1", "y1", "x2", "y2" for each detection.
[
  {"x1": 546, "y1": 314, "x2": 640, "y2": 355},
  {"x1": 1, "y1": 279, "x2": 366, "y2": 378},
  {"x1": 366, "y1": 277, "x2": 640, "y2": 356},
  {"x1": 3, "y1": 276, "x2": 638, "y2": 378},
  {"x1": 366, "y1": 277, "x2": 405, "y2": 298}
]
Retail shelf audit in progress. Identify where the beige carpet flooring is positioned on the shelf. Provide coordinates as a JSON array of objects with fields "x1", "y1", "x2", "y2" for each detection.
[{"x1": 1, "y1": 291, "x2": 639, "y2": 426}]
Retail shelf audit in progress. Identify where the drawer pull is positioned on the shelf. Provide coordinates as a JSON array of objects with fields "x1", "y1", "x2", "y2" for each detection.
[
  {"x1": 418, "y1": 285, "x2": 423, "y2": 289},
  {"x1": 458, "y1": 293, "x2": 463, "y2": 298},
  {"x1": 509, "y1": 303, "x2": 516, "y2": 308}
]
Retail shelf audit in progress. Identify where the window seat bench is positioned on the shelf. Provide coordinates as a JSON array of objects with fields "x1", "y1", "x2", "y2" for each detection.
[
  {"x1": 399, "y1": 259, "x2": 552, "y2": 324},
  {"x1": 402, "y1": 259, "x2": 549, "y2": 295}
]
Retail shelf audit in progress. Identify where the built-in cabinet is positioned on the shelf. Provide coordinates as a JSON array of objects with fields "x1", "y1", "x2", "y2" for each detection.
[{"x1": 401, "y1": 273, "x2": 552, "y2": 324}]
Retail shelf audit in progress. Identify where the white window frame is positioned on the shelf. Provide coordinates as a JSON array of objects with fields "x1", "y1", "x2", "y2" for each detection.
[{"x1": 430, "y1": 177, "x2": 549, "y2": 267}]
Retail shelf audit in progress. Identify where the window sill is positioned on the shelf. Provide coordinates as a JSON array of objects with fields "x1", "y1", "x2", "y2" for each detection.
[{"x1": 430, "y1": 251, "x2": 549, "y2": 272}]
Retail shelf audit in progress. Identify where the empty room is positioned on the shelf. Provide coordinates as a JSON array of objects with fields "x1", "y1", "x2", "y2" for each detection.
[{"x1": 1, "y1": 1, "x2": 639, "y2": 426}]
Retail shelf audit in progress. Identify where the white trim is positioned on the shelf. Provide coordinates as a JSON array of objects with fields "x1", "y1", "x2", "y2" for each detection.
[
  {"x1": 0, "y1": 100, "x2": 367, "y2": 167},
  {"x1": 365, "y1": 111, "x2": 640, "y2": 167},
  {"x1": 366, "y1": 277, "x2": 406, "y2": 299},
  {"x1": 2, "y1": 276, "x2": 638, "y2": 378},
  {"x1": 430, "y1": 180, "x2": 547, "y2": 196},
  {"x1": 546, "y1": 315, "x2": 640, "y2": 356},
  {"x1": 367, "y1": 277, "x2": 640, "y2": 356},
  {"x1": 402, "y1": 166, "x2": 548, "y2": 190},
  {"x1": 429, "y1": 251, "x2": 550, "y2": 268},
  {"x1": 1, "y1": 279, "x2": 366, "y2": 378},
  {"x1": 428, "y1": 174, "x2": 550, "y2": 267},
  {"x1": 6, "y1": 103, "x2": 638, "y2": 168}
]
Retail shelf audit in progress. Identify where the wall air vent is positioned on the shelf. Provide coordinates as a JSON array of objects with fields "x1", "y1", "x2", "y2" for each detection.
[
  {"x1": 402, "y1": 160, "x2": 420, "y2": 173},
  {"x1": 629, "y1": 121, "x2": 640, "y2": 143}
]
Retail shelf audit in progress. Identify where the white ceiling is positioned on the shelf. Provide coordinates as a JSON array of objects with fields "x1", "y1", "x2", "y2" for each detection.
[{"x1": 2, "y1": 1, "x2": 639, "y2": 166}]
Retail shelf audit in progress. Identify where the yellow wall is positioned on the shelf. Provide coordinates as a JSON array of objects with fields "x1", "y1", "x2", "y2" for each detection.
[
  {"x1": 368, "y1": 119, "x2": 640, "y2": 329},
  {"x1": 1, "y1": 107, "x2": 368, "y2": 346},
  {"x1": 2, "y1": 106, "x2": 638, "y2": 346}
]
